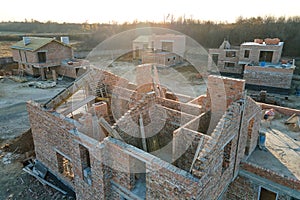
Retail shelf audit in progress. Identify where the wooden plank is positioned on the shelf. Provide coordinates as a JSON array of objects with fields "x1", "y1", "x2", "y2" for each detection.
[
  {"x1": 98, "y1": 118, "x2": 123, "y2": 140},
  {"x1": 23, "y1": 167, "x2": 67, "y2": 195},
  {"x1": 189, "y1": 136, "x2": 204, "y2": 173},
  {"x1": 61, "y1": 95, "x2": 96, "y2": 115},
  {"x1": 44, "y1": 70, "x2": 92, "y2": 109}
]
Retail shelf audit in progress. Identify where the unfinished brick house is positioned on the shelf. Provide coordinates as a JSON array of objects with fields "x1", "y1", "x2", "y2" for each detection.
[
  {"x1": 132, "y1": 34, "x2": 185, "y2": 66},
  {"x1": 208, "y1": 38, "x2": 296, "y2": 93},
  {"x1": 11, "y1": 37, "x2": 85, "y2": 79},
  {"x1": 26, "y1": 63, "x2": 300, "y2": 199}
]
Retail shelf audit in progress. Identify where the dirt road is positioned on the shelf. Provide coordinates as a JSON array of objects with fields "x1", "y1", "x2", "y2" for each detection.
[
  {"x1": 0, "y1": 78, "x2": 70, "y2": 140},
  {"x1": 0, "y1": 77, "x2": 72, "y2": 199}
]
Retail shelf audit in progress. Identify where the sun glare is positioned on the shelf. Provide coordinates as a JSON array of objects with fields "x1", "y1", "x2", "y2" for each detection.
[{"x1": 1, "y1": 0, "x2": 299, "y2": 23}]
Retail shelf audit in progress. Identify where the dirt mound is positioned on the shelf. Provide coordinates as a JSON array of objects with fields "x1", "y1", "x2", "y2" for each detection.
[{"x1": 1, "y1": 129, "x2": 34, "y2": 154}]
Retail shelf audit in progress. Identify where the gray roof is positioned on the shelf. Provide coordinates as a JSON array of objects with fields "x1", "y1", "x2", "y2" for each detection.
[
  {"x1": 11, "y1": 37, "x2": 71, "y2": 51},
  {"x1": 133, "y1": 35, "x2": 150, "y2": 43}
]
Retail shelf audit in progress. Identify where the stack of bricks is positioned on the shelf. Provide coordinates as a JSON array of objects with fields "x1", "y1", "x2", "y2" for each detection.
[{"x1": 264, "y1": 38, "x2": 280, "y2": 45}]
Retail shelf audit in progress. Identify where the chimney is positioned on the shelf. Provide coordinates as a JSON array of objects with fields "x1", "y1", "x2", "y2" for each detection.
[
  {"x1": 23, "y1": 37, "x2": 31, "y2": 45},
  {"x1": 60, "y1": 36, "x2": 69, "y2": 45}
]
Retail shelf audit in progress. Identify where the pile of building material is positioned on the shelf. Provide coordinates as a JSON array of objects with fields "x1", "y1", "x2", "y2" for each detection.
[
  {"x1": 254, "y1": 38, "x2": 264, "y2": 44},
  {"x1": 9, "y1": 75, "x2": 27, "y2": 83},
  {"x1": 23, "y1": 159, "x2": 66, "y2": 194},
  {"x1": 285, "y1": 114, "x2": 300, "y2": 131},
  {"x1": 23, "y1": 81, "x2": 56, "y2": 89},
  {"x1": 264, "y1": 38, "x2": 280, "y2": 45}
]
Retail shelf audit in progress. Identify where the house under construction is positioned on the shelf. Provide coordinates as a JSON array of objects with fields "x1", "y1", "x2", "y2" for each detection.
[
  {"x1": 11, "y1": 37, "x2": 86, "y2": 80},
  {"x1": 26, "y1": 63, "x2": 300, "y2": 199},
  {"x1": 208, "y1": 38, "x2": 296, "y2": 94}
]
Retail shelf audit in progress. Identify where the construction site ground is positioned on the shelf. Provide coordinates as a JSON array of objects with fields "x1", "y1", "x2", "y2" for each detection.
[
  {"x1": 0, "y1": 76, "x2": 74, "y2": 199},
  {"x1": 249, "y1": 117, "x2": 300, "y2": 181},
  {"x1": 0, "y1": 62, "x2": 299, "y2": 199}
]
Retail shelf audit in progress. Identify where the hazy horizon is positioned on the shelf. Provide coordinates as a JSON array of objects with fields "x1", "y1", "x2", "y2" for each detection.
[{"x1": 1, "y1": 0, "x2": 300, "y2": 24}]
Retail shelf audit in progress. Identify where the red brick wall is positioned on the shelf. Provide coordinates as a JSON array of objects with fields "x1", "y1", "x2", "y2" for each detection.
[
  {"x1": 225, "y1": 175, "x2": 259, "y2": 199},
  {"x1": 206, "y1": 75, "x2": 245, "y2": 133},
  {"x1": 43, "y1": 41, "x2": 73, "y2": 62},
  {"x1": 27, "y1": 101, "x2": 76, "y2": 187},
  {"x1": 12, "y1": 49, "x2": 20, "y2": 61},
  {"x1": 240, "y1": 162, "x2": 300, "y2": 191},
  {"x1": 55, "y1": 65, "x2": 78, "y2": 79},
  {"x1": 27, "y1": 101, "x2": 108, "y2": 199},
  {"x1": 12, "y1": 41, "x2": 72, "y2": 64},
  {"x1": 208, "y1": 49, "x2": 242, "y2": 74},
  {"x1": 239, "y1": 43, "x2": 283, "y2": 64},
  {"x1": 225, "y1": 162, "x2": 300, "y2": 200},
  {"x1": 27, "y1": 73, "x2": 264, "y2": 200},
  {"x1": 12, "y1": 41, "x2": 73, "y2": 76},
  {"x1": 243, "y1": 65, "x2": 294, "y2": 89},
  {"x1": 233, "y1": 97, "x2": 261, "y2": 176}
]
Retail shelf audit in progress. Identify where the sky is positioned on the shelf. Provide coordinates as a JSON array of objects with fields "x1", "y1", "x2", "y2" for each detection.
[{"x1": 1, "y1": 0, "x2": 300, "y2": 24}]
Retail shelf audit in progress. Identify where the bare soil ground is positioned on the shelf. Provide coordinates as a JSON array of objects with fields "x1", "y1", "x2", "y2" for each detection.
[
  {"x1": 0, "y1": 77, "x2": 69, "y2": 140},
  {"x1": 0, "y1": 42, "x2": 14, "y2": 57},
  {"x1": 0, "y1": 129, "x2": 75, "y2": 200},
  {"x1": 0, "y1": 76, "x2": 73, "y2": 199}
]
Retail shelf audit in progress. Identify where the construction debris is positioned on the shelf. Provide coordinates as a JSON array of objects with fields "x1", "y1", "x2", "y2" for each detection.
[
  {"x1": 22, "y1": 81, "x2": 56, "y2": 89},
  {"x1": 285, "y1": 113, "x2": 300, "y2": 131},
  {"x1": 9, "y1": 75, "x2": 27, "y2": 83},
  {"x1": 22, "y1": 159, "x2": 75, "y2": 197}
]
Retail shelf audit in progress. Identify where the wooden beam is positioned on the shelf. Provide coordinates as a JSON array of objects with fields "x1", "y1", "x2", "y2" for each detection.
[
  {"x1": 23, "y1": 167, "x2": 67, "y2": 195},
  {"x1": 98, "y1": 117, "x2": 123, "y2": 140},
  {"x1": 139, "y1": 114, "x2": 148, "y2": 152},
  {"x1": 189, "y1": 136, "x2": 204, "y2": 173},
  {"x1": 61, "y1": 95, "x2": 95, "y2": 116}
]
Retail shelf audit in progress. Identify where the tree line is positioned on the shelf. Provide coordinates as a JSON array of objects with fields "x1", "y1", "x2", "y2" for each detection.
[{"x1": 0, "y1": 16, "x2": 299, "y2": 56}]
